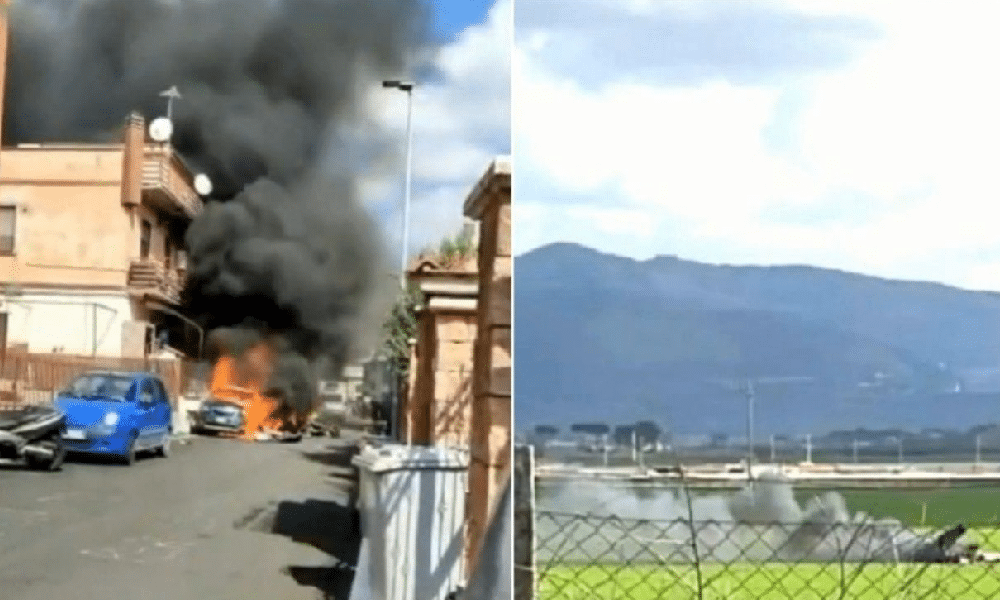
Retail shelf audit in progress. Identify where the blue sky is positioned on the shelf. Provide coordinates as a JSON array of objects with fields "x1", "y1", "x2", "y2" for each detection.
[
  {"x1": 515, "y1": 0, "x2": 1000, "y2": 291},
  {"x1": 431, "y1": 0, "x2": 494, "y2": 41},
  {"x1": 364, "y1": 0, "x2": 510, "y2": 270}
]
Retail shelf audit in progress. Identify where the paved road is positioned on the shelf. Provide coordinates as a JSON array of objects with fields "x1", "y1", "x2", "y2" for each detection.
[{"x1": 0, "y1": 435, "x2": 362, "y2": 600}]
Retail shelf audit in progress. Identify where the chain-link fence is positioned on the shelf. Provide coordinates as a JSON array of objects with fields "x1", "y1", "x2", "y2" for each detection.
[{"x1": 533, "y1": 510, "x2": 1000, "y2": 599}]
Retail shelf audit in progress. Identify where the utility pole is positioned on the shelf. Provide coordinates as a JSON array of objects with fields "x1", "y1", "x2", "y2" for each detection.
[
  {"x1": 805, "y1": 434, "x2": 813, "y2": 464},
  {"x1": 744, "y1": 381, "x2": 756, "y2": 469},
  {"x1": 711, "y1": 375, "x2": 814, "y2": 476}
]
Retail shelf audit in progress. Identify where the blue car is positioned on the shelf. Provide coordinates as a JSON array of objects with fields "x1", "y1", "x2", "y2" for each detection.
[{"x1": 55, "y1": 371, "x2": 173, "y2": 465}]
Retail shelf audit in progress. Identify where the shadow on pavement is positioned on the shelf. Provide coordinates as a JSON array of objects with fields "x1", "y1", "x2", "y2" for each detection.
[
  {"x1": 299, "y1": 442, "x2": 360, "y2": 499},
  {"x1": 228, "y1": 439, "x2": 364, "y2": 598},
  {"x1": 299, "y1": 442, "x2": 359, "y2": 469},
  {"x1": 272, "y1": 499, "x2": 362, "y2": 600}
]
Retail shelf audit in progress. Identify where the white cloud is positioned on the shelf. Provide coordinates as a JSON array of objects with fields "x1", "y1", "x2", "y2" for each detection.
[
  {"x1": 369, "y1": 0, "x2": 511, "y2": 266},
  {"x1": 516, "y1": 201, "x2": 659, "y2": 258},
  {"x1": 516, "y1": 1, "x2": 1000, "y2": 290}
]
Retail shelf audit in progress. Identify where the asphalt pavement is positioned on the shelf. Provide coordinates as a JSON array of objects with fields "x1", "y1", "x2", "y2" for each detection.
[{"x1": 0, "y1": 434, "x2": 363, "y2": 600}]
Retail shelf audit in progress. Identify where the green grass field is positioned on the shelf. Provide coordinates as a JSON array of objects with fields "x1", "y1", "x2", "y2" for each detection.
[
  {"x1": 835, "y1": 488, "x2": 1000, "y2": 528},
  {"x1": 537, "y1": 518, "x2": 1000, "y2": 599},
  {"x1": 538, "y1": 483, "x2": 1000, "y2": 528},
  {"x1": 536, "y1": 484, "x2": 1000, "y2": 598},
  {"x1": 539, "y1": 527, "x2": 1000, "y2": 599},
  {"x1": 538, "y1": 561, "x2": 1000, "y2": 600}
]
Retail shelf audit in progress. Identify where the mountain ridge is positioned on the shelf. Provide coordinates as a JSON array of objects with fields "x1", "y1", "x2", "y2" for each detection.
[{"x1": 515, "y1": 242, "x2": 1000, "y2": 435}]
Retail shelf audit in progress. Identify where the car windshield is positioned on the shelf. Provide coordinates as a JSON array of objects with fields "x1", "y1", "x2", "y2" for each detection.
[{"x1": 61, "y1": 375, "x2": 134, "y2": 400}]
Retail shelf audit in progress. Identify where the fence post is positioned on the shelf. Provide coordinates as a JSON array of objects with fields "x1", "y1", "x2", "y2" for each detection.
[{"x1": 514, "y1": 444, "x2": 535, "y2": 600}]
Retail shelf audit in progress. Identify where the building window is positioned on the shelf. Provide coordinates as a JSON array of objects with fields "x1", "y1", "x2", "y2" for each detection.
[
  {"x1": 0, "y1": 206, "x2": 16, "y2": 256},
  {"x1": 140, "y1": 219, "x2": 152, "y2": 259}
]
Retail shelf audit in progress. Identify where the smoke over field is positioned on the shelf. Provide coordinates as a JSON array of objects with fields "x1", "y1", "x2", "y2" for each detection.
[{"x1": 537, "y1": 476, "x2": 972, "y2": 564}]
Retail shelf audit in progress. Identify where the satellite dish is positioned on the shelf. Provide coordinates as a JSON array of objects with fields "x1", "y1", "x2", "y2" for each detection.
[
  {"x1": 193, "y1": 174, "x2": 213, "y2": 196},
  {"x1": 149, "y1": 117, "x2": 174, "y2": 143}
]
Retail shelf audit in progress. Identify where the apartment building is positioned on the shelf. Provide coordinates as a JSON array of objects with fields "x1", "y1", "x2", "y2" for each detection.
[
  {"x1": 0, "y1": 2, "x2": 204, "y2": 358},
  {"x1": 0, "y1": 117, "x2": 204, "y2": 358}
]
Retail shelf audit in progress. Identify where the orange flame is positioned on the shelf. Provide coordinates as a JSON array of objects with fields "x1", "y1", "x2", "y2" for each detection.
[{"x1": 209, "y1": 342, "x2": 285, "y2": 440}]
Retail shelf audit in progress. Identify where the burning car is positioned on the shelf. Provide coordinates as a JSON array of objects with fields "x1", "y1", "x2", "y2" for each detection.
[
  {"x1": 194, "y1": 397, "x2": 245, "y2": 435},
  {"x1": 192, "y1": 342, "x2": 311, "y2": 442}
]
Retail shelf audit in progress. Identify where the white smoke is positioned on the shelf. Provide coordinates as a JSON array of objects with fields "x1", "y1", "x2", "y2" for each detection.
[{"x1": 537, "y1": 474, "x2": 961, "y2": 564}]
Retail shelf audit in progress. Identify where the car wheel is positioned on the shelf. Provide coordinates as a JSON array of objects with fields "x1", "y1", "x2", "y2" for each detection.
[
  {"x1": 25, "y1": 440, "x2": 66, "y2": 471},
  {"x1": 46, "y1": 440, "x2": 67, "y2": 471},
  {"x1": 157, "y1": 434, "x2": 171, "y2": 458},
  {"x1": 120, "y1": 434, "x2": 138, "y2": 466}
]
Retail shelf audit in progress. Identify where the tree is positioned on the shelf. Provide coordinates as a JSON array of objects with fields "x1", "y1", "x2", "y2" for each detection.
[
  {"x1": 635, "y1": 420, "x2": 662, "y2": 448},
  {"x1": 531, "y1": 425, "x2": 559, "y2": 448},
  {"x1": 535, "y1": 425, "x2": 558, "y2": 437},
  {"x1": 571, "y1": 423, "x2": 610, "y2": 437},
  {"x1": 380, "y1": 282, "x2": 423, "y2": 379},
  {"x1": 614, "y1": 425, "x2": 636, "y2": 447}
]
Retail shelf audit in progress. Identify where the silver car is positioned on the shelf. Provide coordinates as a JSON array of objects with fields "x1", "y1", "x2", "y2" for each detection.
[{"x1": 194, "y1": 398, "x2": 245, "y2": 435}]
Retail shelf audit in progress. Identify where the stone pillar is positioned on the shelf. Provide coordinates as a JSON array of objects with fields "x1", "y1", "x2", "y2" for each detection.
[
  {"x1": 405, "y1": 309, "x2": 434, "y2": 443},
  {"x1": 121, "y1": 112, "x2": 145, "y2": 208},
  {"x1": 0, "y1": 0, "x2": 9, "y2": 147},
  {"x1": 406, "y1": 268, "x2": 478, "y2": 447},
  {"x1": 463, "y1": 157, "x2": 512, "y2": 571},
  {"x1": 431, "y1": 311, "x2": 476, "y2": 446}
]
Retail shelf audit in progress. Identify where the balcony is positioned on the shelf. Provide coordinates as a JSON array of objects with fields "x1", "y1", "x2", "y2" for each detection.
[
  {"x1": 128, "y1": 258, "x2": 185, "y2": 306},
  {"x1": 141, "y1": 146, "x2": 203, "y2": 219}
]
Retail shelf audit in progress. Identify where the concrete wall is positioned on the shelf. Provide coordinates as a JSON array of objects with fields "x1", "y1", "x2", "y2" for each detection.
[{"x1": 0, "y1": 291, "x2": 139, "y2": 356}]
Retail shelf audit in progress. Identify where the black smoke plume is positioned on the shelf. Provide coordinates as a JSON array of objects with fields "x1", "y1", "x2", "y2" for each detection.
[
  {"x1": 4, "y1": 0, "x2": 429, "y2": 415},
  {"x1": 4, "y1": 0, "x2": 428, "y2": 194}
]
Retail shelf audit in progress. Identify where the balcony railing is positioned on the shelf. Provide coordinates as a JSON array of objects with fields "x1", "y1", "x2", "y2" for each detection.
[
  {"x1": 141, "y1": 147, "x2": 203, "y2": 219},
  {"x1": 128, "y1": 258, "x2": 185, "y2": 305}
]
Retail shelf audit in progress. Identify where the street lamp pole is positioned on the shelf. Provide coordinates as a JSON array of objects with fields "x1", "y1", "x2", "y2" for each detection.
[
  {"x1": 383, "y1": 80, "x2": 415, "y2": 290},
  {"x1": 382, "y1": 80, "x2": 415, "y2": 442}
]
